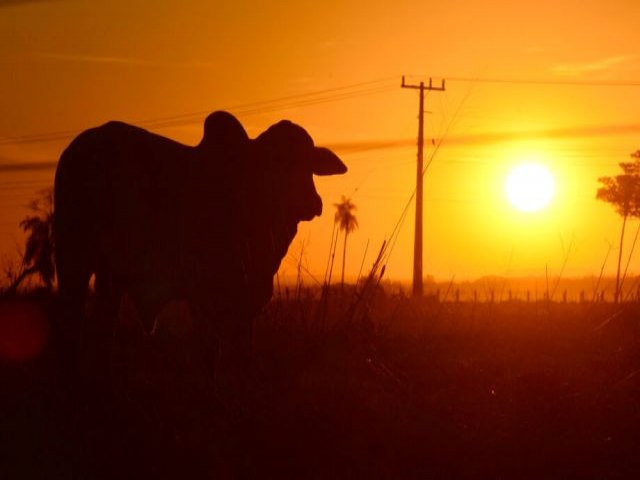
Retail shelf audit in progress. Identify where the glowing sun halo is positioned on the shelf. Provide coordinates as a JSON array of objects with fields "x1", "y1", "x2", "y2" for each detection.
[{"x1": 505, "y1": 163, "x2": 555, "y2": 213}]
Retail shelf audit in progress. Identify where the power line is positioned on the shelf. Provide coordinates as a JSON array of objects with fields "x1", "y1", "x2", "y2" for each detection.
[
  {"x1": 0, "y1": 77, "x2": 397, "y2": 146},
  {"x1": 136, "y1": 80, "x2": 397, "y2": 128},
  {"x1": 379, "y1": 78, "x2": 476, "y2": 281},
  {"x1": 3, "y1": 73, "x2": 640, "y2": 147},
  {"x1": 405, "y1": 75, "x2": 640, "y2": 87}
]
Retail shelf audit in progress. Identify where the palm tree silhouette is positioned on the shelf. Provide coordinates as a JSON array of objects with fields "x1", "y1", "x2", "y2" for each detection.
[
  {"x1": 333, "y1": 196, "x2": 358, "y2": 290},
  {"x1": 6, "y1": 189, "x2": 55, "y2": 294}
]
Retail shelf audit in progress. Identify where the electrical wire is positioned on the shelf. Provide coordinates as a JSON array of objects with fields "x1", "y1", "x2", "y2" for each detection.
[
  {"x1": 0, "y1": 77, "x2": 397, "y2": 146},
  {"x1": 446, "y1": 76, "x2": 640, "y2": 87}
]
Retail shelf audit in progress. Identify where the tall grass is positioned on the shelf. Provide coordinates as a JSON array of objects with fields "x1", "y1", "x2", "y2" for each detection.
[{"x1": 4, "y1": 287, "x2": 640, "y2": 477}]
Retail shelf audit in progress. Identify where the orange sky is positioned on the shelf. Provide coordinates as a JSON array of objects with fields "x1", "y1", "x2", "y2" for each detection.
[{"x1": 1, "y1": 0, "x2": 640, "y2": 284}]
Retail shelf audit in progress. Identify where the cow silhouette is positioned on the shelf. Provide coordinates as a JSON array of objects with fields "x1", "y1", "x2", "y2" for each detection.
[{"x1": 54, "y1": 111, "x2": 346, "y2": 354}]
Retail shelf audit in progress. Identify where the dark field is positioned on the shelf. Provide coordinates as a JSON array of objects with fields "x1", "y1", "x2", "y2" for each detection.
[{"x1": 2, "y1": 293, "x2": 640, "y2": 479}]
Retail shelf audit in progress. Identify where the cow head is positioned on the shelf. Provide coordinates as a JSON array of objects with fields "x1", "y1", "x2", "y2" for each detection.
[{"x1": 254, "y1": 120, "x2": 347, "y2": 224}]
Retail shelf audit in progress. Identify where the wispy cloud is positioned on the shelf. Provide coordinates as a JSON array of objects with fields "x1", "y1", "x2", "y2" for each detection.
[
  {"x1": 2, "y1": 124, "x2": 639, "y2": 164},
  {"x1": 449, "y1": 123, "x2": 640, "y2": 146},
  {"x1": 0, "y1": 0, "x2": 53, "y2": 7},
  {"x1": 37, "y1": 52, "x2": 217, "y2": 69},
  {"x1": 39, "y1": 52, "x2": 160, "y2": 66},
  {"x1": 328, "y1": 123, "x2": 640, "y2": 154},
  {"x1": 553, "y1": 55, "x2": 638, "y2": 77},
  {"x1": 0, "y1": 161, "x2": 56, "y2": 173}
]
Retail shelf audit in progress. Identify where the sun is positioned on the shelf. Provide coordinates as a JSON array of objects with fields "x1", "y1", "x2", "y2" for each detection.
[{"x1": 505, "y1": 163, "x2": 555, "y2": 212}]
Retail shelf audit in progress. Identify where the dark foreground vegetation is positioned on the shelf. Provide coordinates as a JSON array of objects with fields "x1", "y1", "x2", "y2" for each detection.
[{"x1": 2, "y1": 291, "x2": 640, "y2": 479}]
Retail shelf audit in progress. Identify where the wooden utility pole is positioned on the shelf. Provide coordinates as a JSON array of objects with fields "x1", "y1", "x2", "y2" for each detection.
[{"x1": 401, "y1": 76, "x2": 445, "y2": 297}]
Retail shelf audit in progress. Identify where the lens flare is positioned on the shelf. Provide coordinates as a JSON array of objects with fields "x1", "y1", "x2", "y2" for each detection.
[{"x1": 0, "y1": 302, "x2": 48, "y2": 362}]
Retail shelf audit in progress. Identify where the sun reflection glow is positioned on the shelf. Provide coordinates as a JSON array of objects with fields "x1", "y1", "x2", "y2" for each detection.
[{"x1": 505, "y1": 163, "x2": 556, "y2": 213}]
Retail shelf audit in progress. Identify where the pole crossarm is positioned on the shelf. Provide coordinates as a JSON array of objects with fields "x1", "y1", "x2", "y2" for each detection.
[
  {"x1": 401, "y1": 76, "x2": 446, "y2": 91},
  {"x1": 401, "y1": 75, "x2": 446, "y2": 297}
]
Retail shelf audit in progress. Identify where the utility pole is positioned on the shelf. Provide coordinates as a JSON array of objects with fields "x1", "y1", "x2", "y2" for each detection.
[{"x1": 401, "y1": 76, "x2": 445, "y2": 297}]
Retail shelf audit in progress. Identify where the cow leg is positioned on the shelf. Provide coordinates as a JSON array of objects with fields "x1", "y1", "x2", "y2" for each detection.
[
  {"x1": 87, "y1": 270, "x2": 123, "y2": 388},
  {"x1": 53, "y1": 259, "x2": 96, "y2": 477},
  {"x1": 54, "y1": 254, "x2": 92, "y2": 381},
  {"x1": 128, "y1": 275, "x2": 171, "y2": 333}
]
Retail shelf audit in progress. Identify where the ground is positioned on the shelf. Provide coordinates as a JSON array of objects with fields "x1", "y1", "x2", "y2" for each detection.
[{"x1": 2, "y1": 292, "x2": 640, "y2": 479}]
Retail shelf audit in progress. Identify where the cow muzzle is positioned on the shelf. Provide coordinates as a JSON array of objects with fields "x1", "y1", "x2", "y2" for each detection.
[{"x1": 298, "y1": 194, "x2": 322, "y2": 221}]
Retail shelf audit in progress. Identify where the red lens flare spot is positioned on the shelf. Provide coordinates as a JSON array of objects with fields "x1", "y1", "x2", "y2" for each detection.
[{"x1": 0, "y1": 302, "x2": 49, "y2": 362}]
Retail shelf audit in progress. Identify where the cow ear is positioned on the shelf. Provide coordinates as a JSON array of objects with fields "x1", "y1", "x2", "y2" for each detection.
[{"x1": 312, "y1": 147, "x2": 347, "y2": 176}]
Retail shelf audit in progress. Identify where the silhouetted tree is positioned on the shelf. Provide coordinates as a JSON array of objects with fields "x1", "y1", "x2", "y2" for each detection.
[
  {"x1": 596, "y1": 151, "x2": 640, "y2": 303},
  {"x1": 334, "y1": 196, "x2": 358, "y2": 290},
  {"x1": 6, "y1": 189, "x2": 55, "y2": 295}
]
